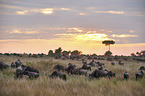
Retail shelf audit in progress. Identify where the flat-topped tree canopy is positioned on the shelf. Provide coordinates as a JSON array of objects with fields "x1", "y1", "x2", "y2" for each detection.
[
  {"x1": 102, "y1": 40, "x2": 115, "y2": 51},
  {"x1": 102, "y1": 40, "x2": 115, "y2": 46}
]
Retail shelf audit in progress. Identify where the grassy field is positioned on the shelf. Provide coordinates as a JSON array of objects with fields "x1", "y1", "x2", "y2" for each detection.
[{"x1": 0, "y1": 55, "x2": 145, "y2": 96}]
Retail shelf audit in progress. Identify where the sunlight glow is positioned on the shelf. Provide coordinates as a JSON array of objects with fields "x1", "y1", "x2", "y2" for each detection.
[
  {"x1": 16, "y1": 10, "x2": 28, "y2": 15},
  {"x1": 40, "y1": 8, "x2": 53, "y2": 14},
  {"x1": 75, "y1": 33, "x2": 110, "y2": 41}
]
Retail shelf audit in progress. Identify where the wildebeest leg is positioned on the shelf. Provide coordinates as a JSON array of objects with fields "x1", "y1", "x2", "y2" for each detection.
[{"x1": 136, "y1": 74, "x2": 138, "y2": 81}]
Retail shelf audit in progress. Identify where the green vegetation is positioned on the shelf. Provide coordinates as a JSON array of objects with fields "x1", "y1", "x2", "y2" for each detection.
[{"x1": 0, "y1": 55, "x2": 145, "y2": 96}]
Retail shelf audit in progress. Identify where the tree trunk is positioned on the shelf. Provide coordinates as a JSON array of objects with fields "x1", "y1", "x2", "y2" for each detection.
[{"x1": 109, "y1": 45, "x2": 110, "y2": 51}]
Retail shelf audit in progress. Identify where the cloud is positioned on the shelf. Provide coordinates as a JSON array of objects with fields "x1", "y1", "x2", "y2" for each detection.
[
  {"x1": 0, "y1": 4, "x2": 22, "y2": 9},
  {"x1": 67, "y1": 28, "x2": 84, "y2": 32},
  {"x1": 10, "y1": 29, "x2": 39, "y2": 34},
  {"x1": 129, "y1": 30, "x2": 135, "y2": 33},
  {"x1": 111, "y1": 34, "x2": 138, "y2": 38},
  {"x1": 16, "y1": 7, "x2": 71, "y2": 15},
  {"x1": 56, "y1": 32, "x2": 111, "y2": 41},
  {"x1": 95, "y1": 11, "x2": 125, "y2": 15}
]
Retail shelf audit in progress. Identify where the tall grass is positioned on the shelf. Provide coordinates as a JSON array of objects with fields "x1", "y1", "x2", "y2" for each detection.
[{"x1": 0, "y1": 55, "x2": 145, "y2": 96}]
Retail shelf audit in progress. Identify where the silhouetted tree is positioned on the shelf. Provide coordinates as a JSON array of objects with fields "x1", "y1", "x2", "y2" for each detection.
[
  {"x1": 140, "y1": 50, "x2": 145, "y2": 57},
  {"x1": 71, "y1": 50, "x2": 82, "y2": 56},
  {"x1": 62, "y1": 50, "x2": 70, "y2": 56},
  {"x1": 55, "y1": 47, "x2": 62, "y2": 55},
  {"x1": 136, "y1": 52, "x2": 140, "y2": 56},
  {"x1": 131, "y1": 53, "x2": 136, "y2": 57},
  {"x1": 102, "y1": 40, "x2": 115, "y2": 51},
  {"x1": 48, "y1": 50, "x2": 54, "y2": 57},
  {"x1": 104, "y1": 51, "x2": 112, "y2": 56}
]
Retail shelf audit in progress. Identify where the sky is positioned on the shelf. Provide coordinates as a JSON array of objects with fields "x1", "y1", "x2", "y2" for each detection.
[{"x1": 0, "y1": 0, "x2": 145, "y2": 55}]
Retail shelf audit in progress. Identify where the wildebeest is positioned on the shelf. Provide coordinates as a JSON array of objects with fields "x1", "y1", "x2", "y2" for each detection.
[
  {"x1": 15, "y1": 65, "x2": 39, "y2": 79},
  {"x1": 15, "y1": 59, "x2": 23, "y2": 67},
  {"x1": 81, "y1": 63, "x2": 91, "y2": 71},
  {"x1": 108, "y1": 71, "x2": 115, "y2": 79},
  {"x1": 139, "y1": 66, "x2": 145, "y2": 71},
  {"x1": 118, "y1": 60, "x2": 124, "y2": 65},
  {"x1": 124, "y1": 72, "x2": 129, "y2": 80},
  {"x1": 49, "y1": 71, "x2": 67, "y2": 81},
  {"x1": 70, "y1": 68, "x2": 87, "y2": 76},
  {"x1": 111, "y1": 61, "x2": 115, "y2": 65},
  {"x1": 53, "y1": 64, "x2": 68, "y2": 72},
  {"x1": 89, "y1": 69, "x2": 108, "y2": 79},
  {"x1": 135, "y1": 71, "x2": 144, "y2": 80},
  {"x1": 0, "y1": 60, "x2": 9, "y2": 70},
  {"x1": 67, "y1": 63, "x2": 76, "y2": 73},
  {"x1": 23, "y1": 71, "x2": 39, "y2": 79},
  {"x1": 89, "y1": 59, "x2": 98, "y2": 67},
  {"x1": 96, "y1": 61, "x2": 104, "y2": 67}
]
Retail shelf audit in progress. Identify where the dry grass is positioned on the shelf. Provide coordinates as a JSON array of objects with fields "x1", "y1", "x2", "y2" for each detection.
[{"x1": 0, "y1": 55, "x2": 145, "y2": 96}]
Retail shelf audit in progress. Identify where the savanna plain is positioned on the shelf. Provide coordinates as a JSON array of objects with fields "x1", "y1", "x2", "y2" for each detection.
[{"x1": 0, "y1": 55, "x2": 145, "y2": 96}]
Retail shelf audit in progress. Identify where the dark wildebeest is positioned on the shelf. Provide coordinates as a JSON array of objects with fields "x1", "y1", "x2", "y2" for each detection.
[
  {"x1": 70, "y1": 68, "x2": 87, "y2": 76},
  {"x1": 49, "y1": 71, "x2": 67, "y2": 81},
  {"x1": 89, "y1": 69, "x2": 108, "y2": 79},
  {"x1": 124, "y1": 72, "x2": 129, "y2": 80},
  {"x1": 67, "y1": 63, "x2": 76, "y2": 73},
  {"x1": 11, "y1": 62, "x2": 16, "y2": 68},
  {"x1": 111, "y1": 61, "x2": 115, "y2": 65},
  {"x1": 15, "y1": 65, "x2": 39, "y2": 79},
  {"x1": 15, "y1": 59, "x2": 23, "y2": 67},
  {"x1": 139, "y1": 66, "x2": 145, "y2": 71},
  {"x1": 0, "y1": 60, "x2": 9, "y2": 70},
  {"x1": 96, "y1": 61, "x2": 104, "y2": 67},
  {"x1": 118, "y1": 60, "x2": 124, "y2": 65},
  {"x1": 53, "y1": 64, "x2": 68, "y2": 72},
  {"x1": 108, "y1": 71, "x2": 115, "y2": 79},
  {"x1": 135, "y1": 71, "x2": 144, "y2": 80},
  {"x1": 89, "y1": 59, "x2": 97, "y2": 67},
  {"x1": 82, "y1": 62, "x2": 91, "y2": 71},
  {"x1": 23, "y1": 71, "x2": 39, "y2": 79},
  {"x1": 22, "y1": 66, "x2": 39, "y2": 73}
]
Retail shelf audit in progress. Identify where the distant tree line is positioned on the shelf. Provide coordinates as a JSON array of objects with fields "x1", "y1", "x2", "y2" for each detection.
[{"x1": 131, "y1": 50, "x2": 145, "y2": 57}]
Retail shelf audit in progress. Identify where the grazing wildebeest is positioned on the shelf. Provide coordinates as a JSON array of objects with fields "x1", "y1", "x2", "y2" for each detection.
[
  {"x1": 15, "y1": 59, "x2": 23, "y2": 67},
  {"x1": 23, "y1": 71, "x2": 39, "y2": 79},
  {"x1": 118, "y1": 60, "x2": 124, "y2": 65},
  {"x1": 135, "y1": 71, "x2": 144, "y2": 80},
  {"x1": 53, "y1": 64, "x2": 68, "y2": 72},
  {"x1": 81, "y1": 63, "x2": 91, "y2": 71},
  {"x1": 67, "y1": 63, "x2": 76, "y2": 73},
  {"x1": 49, "y1": 71, "x2": 67, "y2": 81},
  {"x1": 70, "y1": 68, "x2": 87, "y2": 76},
  {"x1": 96, "y1": 61, "x2": 104, "y2": 67},
  {"x1": 15, "y1": 65, "x2": 39, "y2": 79},
  {"x1": 108, "y1": 71, "x2": 115, "y2": 79},
  {"x1": 124, "y1": 72, "x2": 129, "y2": 80},
  {"x1": 11, "y1": 62, "x2": 16, "y2": 68},
  {"x1": 89, "y1": 59, "x2": 97, "y2": 67},
  {"x1": 89, "y1": 69, "x2": 108, "y2": 79},
  {"x1": 111, "y1": 61, "x2": 115, "y2": 65},
  {"x1": 139, "y1": 66, "x2": 145, "y2": 71},
  {"x1": 22, "y1": 66, "x2": 39, "y2": 73},
  {"x1": 0, "y1": 60, "x2": 9, "y2": 70}
]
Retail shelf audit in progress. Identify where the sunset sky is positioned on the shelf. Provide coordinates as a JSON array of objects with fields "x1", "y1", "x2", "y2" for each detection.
[{"x1": 0, "y1": 0, "x2": 145, "y2": 55}]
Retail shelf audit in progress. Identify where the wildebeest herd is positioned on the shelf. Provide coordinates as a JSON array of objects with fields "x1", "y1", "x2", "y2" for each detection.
[{"x1": 0, "y1": 58, "x2": 144, "y2": 81}]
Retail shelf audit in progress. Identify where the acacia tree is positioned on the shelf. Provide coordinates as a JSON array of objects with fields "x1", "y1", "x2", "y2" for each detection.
[
  {"x1": 55, "y1": 47, "x2": 62, "y2": 55},
  {"x1": 102, "y1": 40, "x2": 115, "y2": 51}
]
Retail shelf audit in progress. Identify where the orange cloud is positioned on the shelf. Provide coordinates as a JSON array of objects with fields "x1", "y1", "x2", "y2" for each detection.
[
  {"x1": 10, "y1": 29, "x2": 39, "y2": 34},
  {"x1": 111, "y1": 34, "x2": 138, "y2": 38}
]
